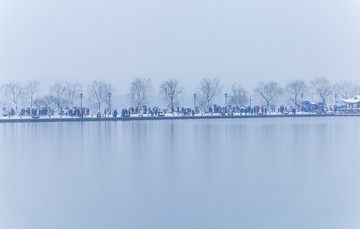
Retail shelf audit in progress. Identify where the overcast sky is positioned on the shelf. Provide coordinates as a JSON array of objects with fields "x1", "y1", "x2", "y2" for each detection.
[{"x1": 1, "y1": 0, "x2": 360, "y2": 97}]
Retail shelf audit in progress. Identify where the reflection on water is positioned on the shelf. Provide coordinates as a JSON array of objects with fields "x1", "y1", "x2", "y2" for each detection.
[{"x1": 1, "y1": 117, "x2": 360, "y2": 229}]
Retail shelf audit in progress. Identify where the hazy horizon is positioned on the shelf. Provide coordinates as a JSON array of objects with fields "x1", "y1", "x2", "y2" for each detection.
[{"x1": 1, "y1": 0, "x2": 360, "y2": 105}]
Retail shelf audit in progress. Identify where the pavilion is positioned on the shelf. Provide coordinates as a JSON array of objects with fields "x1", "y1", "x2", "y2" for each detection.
[{"x1": 342, "y1": 96, "x2": 360, "y2": 108}]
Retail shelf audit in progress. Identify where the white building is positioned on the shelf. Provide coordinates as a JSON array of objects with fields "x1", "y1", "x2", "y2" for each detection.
[{"x1": 342, "y1": 96, "x2": 360, "y2": 108}]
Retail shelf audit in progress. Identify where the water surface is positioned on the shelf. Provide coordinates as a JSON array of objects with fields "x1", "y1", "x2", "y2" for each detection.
[{"x1": 1, "y1": 117, "x2": 360, "y2": 229}]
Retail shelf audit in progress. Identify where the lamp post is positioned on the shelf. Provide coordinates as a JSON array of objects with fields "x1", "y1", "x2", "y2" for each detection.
[
  {"x1": 249, "y1": 96, "x2": 253, "y2": 115},
  {"x1": 335, "y1": 93, "x2": 338, "y2": 105},
  {"x1": 225, "y1": 93, "x2": 228, "y2": 114},
  {"x1": 334, "y1": 93, "x2": 338, "y2": 114},
  {"x1": 80, "y1": 93, "x2": 83, "y2": 118},
  {"x1": 193, "y1": 93, "x2": 196, "y2": 111},
  {"x1": 108, "y1": 92, "x2": 112, "y2": 118}
]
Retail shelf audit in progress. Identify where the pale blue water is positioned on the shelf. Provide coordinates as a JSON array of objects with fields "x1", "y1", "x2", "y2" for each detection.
[{"x1": 1, "y1": 117, "x2": 360, "y2": 229}]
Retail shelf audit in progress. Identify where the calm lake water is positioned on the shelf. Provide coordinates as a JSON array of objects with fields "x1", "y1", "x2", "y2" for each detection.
[{"x1": 1, "y1": 117, "x2": 360, "y2": 229}]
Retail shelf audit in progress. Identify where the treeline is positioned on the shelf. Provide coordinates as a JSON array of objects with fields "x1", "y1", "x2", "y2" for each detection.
[{"x1": 0, "y1": 77, "x2": 358, "y2": 113}]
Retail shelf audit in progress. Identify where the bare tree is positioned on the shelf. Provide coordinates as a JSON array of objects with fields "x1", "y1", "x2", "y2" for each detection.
[
  {"x1": 195, "y1": 96, "x2": 208, "y2": 109},
  {"x1": 334, "y1": 80, "x2": 355, "y2": 99},
  {"x1": 24, "y1": 81, "x2": 40, "y2": 109},
  {"x1": 88, "y1": 80, "x2": 107, "y2": 112},
  {"x1": 285, "y1": 80, "x2": 307, "y2": 106},
  {"x1": 160, "y1": 79, "x2": 183, "y2": 109},
  {"x1": 230, "y1": 83, "x2": 248, "y2": 107},
  {"x1": 311, "y1": 77, "x2": 333, "y2": 104},
  {"x1": 65, "y1": 82, "x2": 81, "y2": 107},
  {"x1": 34, "y1": 95, "x2": 56, "y2": 110},
  {"x1": 354, "y1": 83, "x2": 360, "y2": 96},
  {"x1": 254, "y1": 81, "x2": 283, "y2": 113},
  {"x1": 129, "y1": 78, "x2": 152, "y2": 108},
  {"x1": 197, "y1": 78, "x2": 223, "y2": 107},
  {"x1": 2, "y1": 82, "x2": 24, "y2": 113},
  {"x1": 50, "y1": 82, "x2": 67, "y2": 109}
]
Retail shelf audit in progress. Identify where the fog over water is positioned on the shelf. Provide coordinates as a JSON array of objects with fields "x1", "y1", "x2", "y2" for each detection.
[{"x1": 1, "y1": 117, "x2": 360, "y2": 229}]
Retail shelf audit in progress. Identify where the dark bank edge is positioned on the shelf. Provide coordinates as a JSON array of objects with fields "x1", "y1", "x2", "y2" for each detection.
[{"x1": 1, "y1": 113, "x2": 356, "y2": 123}]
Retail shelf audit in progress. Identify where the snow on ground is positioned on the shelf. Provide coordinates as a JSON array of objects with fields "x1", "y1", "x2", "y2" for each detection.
[{"x1": 0, "y1": 112, "x2": 328, "y2": 121}]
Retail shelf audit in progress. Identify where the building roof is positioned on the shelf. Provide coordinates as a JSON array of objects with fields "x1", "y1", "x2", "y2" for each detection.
[{"x1": 342, "y1": 95, "x2": 360, "y2": 104}]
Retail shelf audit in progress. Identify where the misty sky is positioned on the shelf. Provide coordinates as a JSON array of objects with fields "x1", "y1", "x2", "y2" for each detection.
[{"x1": 1, "y1": 0, "x2": 360, "y2": 97}]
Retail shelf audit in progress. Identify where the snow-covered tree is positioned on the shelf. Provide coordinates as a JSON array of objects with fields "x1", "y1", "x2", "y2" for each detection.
[
  {"x1": 311, "y1": 77, "x2": 333, "y2": 104},
  {"x1": 254, "y1": 81, "x2": 283, "y2": 113},
  {"x1": 24, "y1": 81, "x2": 40, "y2": 109}
]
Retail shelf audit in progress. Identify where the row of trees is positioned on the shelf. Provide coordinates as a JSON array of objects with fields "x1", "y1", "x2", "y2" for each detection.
[
  {"x1": 0, "y1": 81, "x2": 115, "y2": 113},
  {"x1": 1, "y1": 77, "x2": 358, "y2": 113}
]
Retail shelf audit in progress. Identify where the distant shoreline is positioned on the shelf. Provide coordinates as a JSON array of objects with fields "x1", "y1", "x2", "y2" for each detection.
[{"x1": 0, "y1": 113, "x2": 352, "y2": 123}]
